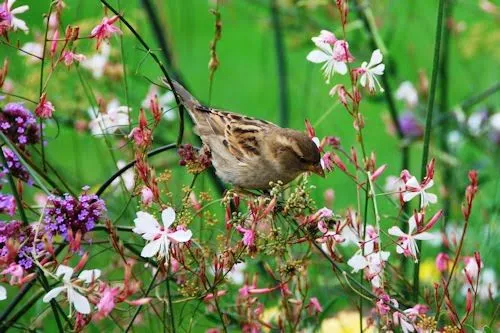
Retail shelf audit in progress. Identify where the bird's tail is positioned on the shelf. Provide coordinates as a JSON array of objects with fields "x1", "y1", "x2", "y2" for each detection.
[{"x1": 162, "y1": 78, "x2": 200, "y2": 111}]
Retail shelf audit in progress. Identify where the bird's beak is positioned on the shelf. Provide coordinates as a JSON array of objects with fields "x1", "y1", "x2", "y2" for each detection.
[{"x1": 308, "y1": 164, "x2": 325, "y2": 178}]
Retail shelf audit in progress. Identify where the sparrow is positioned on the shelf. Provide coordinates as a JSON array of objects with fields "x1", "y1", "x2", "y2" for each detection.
[{"x1": 165, "y1": 80, "x2": 324, "y2": 190}]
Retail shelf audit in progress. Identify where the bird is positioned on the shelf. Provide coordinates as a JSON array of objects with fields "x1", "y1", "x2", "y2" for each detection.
[{"x1": 164, "y1": 79, "x2": 324, "y2": 190}]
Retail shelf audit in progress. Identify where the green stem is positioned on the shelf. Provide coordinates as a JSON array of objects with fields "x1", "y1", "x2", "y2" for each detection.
[
  {"x1": 415, "y1": 0, "x2": 447, "y2": 303},
  {"x1": 124, "y1": 269, "x2": 160, "y2": 332}
]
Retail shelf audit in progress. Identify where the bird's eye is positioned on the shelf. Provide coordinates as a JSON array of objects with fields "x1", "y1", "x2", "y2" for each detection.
[{"x1": 298, "y1": 156, "x2": 307, "y2": 163}]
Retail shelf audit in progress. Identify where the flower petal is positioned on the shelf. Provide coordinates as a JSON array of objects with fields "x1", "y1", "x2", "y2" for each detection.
[
  {"x1": 55, "y1": 265, "x2": 74, "y2": 282},
  {"x1": 347, "y1": 254, "x2": 368, "y2": 272},
  {"x1": 42, "y1": 286, "x2": 66, "y2": 303},
  {"x1": 388, "y1": 226, "x2": 406, "y2": 237},
  {"x1": 306, "y1": 50, "x2": 330, "y2": 63},
  {"x1": 161, "y1": 207, "x2": 176, "y2": 228},
  {"x1": 402, "y1": 191, "x2": 419, "y2": 203},
  {"x1": 414, "y1": 232, "x2": 436, "y2": 241},
  {"x1": 368, "y1": 49, "x2": 383, "y2": 68},
  {"x1": 133, "y1": 211, "x2": 160, "y2": 240},
  {"x1": 370, "y1": 63, "x2": 385, "y2": 75},
  {"x1": 333, "y1": 61, "x2": 347, "y2": 75},
  {"x1": 140, "y1": 239, "x2": 162, "y2": 258},
  {"x1": 0, "y1": 285, "x2": 7, "y2": 301},
  {"x1": 68, "y1": 288, "x2": 91, "y2": 314},
  {"x1": 78, "y1": 269, "x2": 101, "y2": 284},
  {"x1": 167, "y1": 229, "x2": 192, "y2": 243}
]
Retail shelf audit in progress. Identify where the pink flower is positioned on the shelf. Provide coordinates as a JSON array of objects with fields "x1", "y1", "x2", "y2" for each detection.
[
  {"x1": 329, "y1": 84, "x2": 349, "y2": 106},
  {"x1": 90, "y1": 16, "x2": 122, "y2": 50},
  {"x1": 311, "y1": 30, "x2": 337, "y2": 45},
  {"x1": 307, "y1": 297, "x2": 323, "y2": 315},
  {"x1": 1, "y1": 0, "x2": 30, "y2": 34},
  {"x1": 1, "y1": 263, "x2": 24, "y2": 284},
  {"x1": 62, "y1": 51, "x2": 86, "y2": 67},
  {"x1": 235, "y1": 225, "x2": 255, "y2": 247},
  {"x1": 463, "y1": 256, "x2": 482, "y2": 286},
  {"x1": 95, "y1": 285, "x2": 120, "y2": 320},
  {"x1": 34, "y1": 93, "x2": 55, "y2": 119},
  {"x1": 355, "y1": 49, "x2": 385, "y2": 93},
  {"x1": 388, "y1": 214, "x2": 435, "y2": 262},
  {"x1": 435, "y1": 252, "x2": 450, "y2": 272},
  {"x1": 140, "y1": 187, "x2": 153, "y2": 206}
]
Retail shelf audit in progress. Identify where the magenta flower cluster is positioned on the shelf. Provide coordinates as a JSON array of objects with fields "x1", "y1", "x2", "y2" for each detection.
[
  {"x1": 2, "y1": 147, "x2": 31, "y2": 183},
  {"x1": 0, "y1": 220, "x2": 44, "y2": 270},
  {"x1": 44, "y1": 191, "x2": 107, "y2": 241},
  {"x1": 0, "y1": 103, "x2": 40, "y2": 148}
]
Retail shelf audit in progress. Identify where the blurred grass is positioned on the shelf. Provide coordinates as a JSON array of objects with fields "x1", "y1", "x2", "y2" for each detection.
[{"x1": 1, "y1": 0, "x2": 499, "y2": 331}]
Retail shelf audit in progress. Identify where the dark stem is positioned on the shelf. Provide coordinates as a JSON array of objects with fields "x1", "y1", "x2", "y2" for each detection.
[
  {"x1": 99, "y1": 0, "x2": 185, "y2": 146},
  {"x1": 415, "y1": 0, "x2": 447, "y2": 303},
  {"x1": 270, "y1": 0, "x2": 289, "y2": 127},
  {"x1": 165, "y1": 264, "x2": 176, "y2": 333},
  {"x1": 460, "y1": 81, "x2": 500, "y2": 111}
]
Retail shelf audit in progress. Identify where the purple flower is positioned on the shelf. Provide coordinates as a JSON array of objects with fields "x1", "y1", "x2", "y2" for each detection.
[
  {"x1": 0, "y1": 193, "x2": 15, "y2": 215},
  {"x1": 0, "y1": 220, "x2": 45, "y2": 270},
  {"x1": 2, "y1": 147, "x2": 31, "y2": 183},
  {"x1": 0, "y1": 103, "x2": 40, "y2": 149},
  {"x1": 398, "y1": 112, "x2": 423, "y2": 139},
  {"x1": 44, "y1": 189, "x2": 106, "y2": 246}
]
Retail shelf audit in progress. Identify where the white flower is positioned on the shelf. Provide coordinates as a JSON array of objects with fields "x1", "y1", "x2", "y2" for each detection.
[
  {"x1": 477, "y1": 268, "x2": 497, "y2": 301},
  {"x1": 133, "y1": 208, "x2": 192, "y2": 260},
  {"x1": 489, "y1": 113, "x2": 500, "y2": 132},
  {"x1": 347, "y1": 251, "x2": 390, "y2": 288},
  {"x1": 307, "y1": 37, "x2": 352, "y2": 83},
  {"x1": 5, "y1": 0, "x2": 29, "y2": 33},
  {"x1": 18, "y1": 42, "x2": 43, "y2": 63},
  {"x1": 358, "y1": 49, "x2": 385, "y2": 93},
  {"x1": 395, "y1": 81, "x2": 418, "y2": 108},
  {"x1": 0, "y1": 285, "x2": 6, "y2": 301},
  {"x1": 81, "y1": 44, "x2": 110, "y2": 79},
  {"x1": 111, "y1": 160, "x2": 135, "y2": 192},
  {"x1": 384, "y1": 175, "x2": 405, "y2": 197},
  {"x1": 42, "y1": 265, "x2": 100, "y2": 314},
  {"x1": 88, "y1": 98, "x2": 130, "y2": 135},
  {"x1": 402, "y1": 176, "x2": 437, "y2": 208},
  {"x1": 388, "y1": 215, "x2": 435, "y2": 262},
  {"x1": 467, "y1": 110, "x2": 488, "y2": 136},
  {"x1": 227, "y1": 262, "x2": 246, "y2": 285}
]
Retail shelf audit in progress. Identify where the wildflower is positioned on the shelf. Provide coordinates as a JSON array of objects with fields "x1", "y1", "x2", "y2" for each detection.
[
  {"x1": 388, "y1": 214, "x2": 435, "y2": 262},
  {"x1": 0, "y1": 284, "x2": 5, "y2": 300},
  {"x1": 140, "y1": 186, "x2": 153, "y2": 206},
  {"x1": 435, "y1": 252, "x2": 450, "y2": 272},
  {"x1": 467, "y1": 109, "x2": 488, "y2": 136},
  {"x1": 2, "y1": 147, "x2": 31, "y2": 183},
  {"x1": 91, "y1": 16, "x2": 122, "y2": 50},
  {"x1": 95, "y1": 285, "x2": 119, "y2": 320},
  {"x1": 356, "y1": 49, "x2": 385, "y2": 93},
  {"x1": 34, "y1": 93, "x2": 55, "y2": 119},
  {"x1": 307, "y1": 30, "x2": 353, "y2": 83},
  {"x1": 398, "y1": 112, "x2": 423, "y2": 139},
  {"x1": 111, "y1": 160, "x2": 134, "y2": 192},
  {"x1": 347, "y1": 250, "x2": 390, "y2": 288},
  {"x1": 402, "y1": 176, "x2": 437, "y2": 208},
  {"x1": 235, "y1": 225, "x2": 256, "y2": 248},
  {"x1": 177, "y1": 144, "x2": 212, "y2": 174},
  {"x1": 132, "y1": 208, "x2": 192, "y2": 260},
  {"x1": 88, "y1": 99, "x2": 130, "y2": 135},
  {"x1": 395, "y1": 81, "x2": 418, "y2": 108},
  {"x1": 1, "y1": 0, "x2": 29, "y2": 33},
  {"x1": 0, "y1": 103, "x2": 40, "y2": 148},
  {"x1": 44, "y1": 190, "x2": 107, "y2": 243},
  {"x1": 61, "y1": 50, "x2": 86, "y2": 67},
  {"x1": 43, "y1": 264, "x2": 100, "y2": 314},
  {"x1": 0, "y1": 194, "x2": 15, "y2": 215},
  {"x1": 141, "y1": 85, "x2": 176, "y2": 121},
  {"x1": 227, "y1": 262, "x2": 246, "y2": 285},
  {"x1": 81, "y1": 44, "x2": 110, "y2": 79},
  {"x1": 489, "y1": 112, "x2": 500, "y2": 144},
  {"x1": 307, "y1": 297, "x2": 323, "y2": 315},
  {"x1": 329, "y1": 84, "x2": 349, "y2": 106}
]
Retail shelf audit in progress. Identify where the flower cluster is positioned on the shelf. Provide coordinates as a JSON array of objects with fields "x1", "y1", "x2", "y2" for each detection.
[
  {"x1": 0, "y1": 220, "x2": 45, "y2": 271},
  {"x1": 2, "y1": 147, "x2": 31, "y2": 183},
  {"x1": 44, "y1": 189, "x2": 106, "y2": 247},
  {"x1": 0, "y1": 0, "x2": 29, "y2": 36},
  {"x1": 0, "y1": 102, "x2": 40, "y2": 148},
  {"x1": 177, "y1": 144, "x2": 212, "y2": 174}
]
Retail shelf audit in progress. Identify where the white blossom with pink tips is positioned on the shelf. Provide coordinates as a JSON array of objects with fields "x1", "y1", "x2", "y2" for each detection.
[
  {"x1": 388, "y1": 214, "x2": 435, "y2": 262},
  {"x1": 43, "y1": 264, "x2": 101, "y2": 315},
  {"x1": 133, "y1": 208, "x2": 192, "y2": 260},
  {"x1": 357, "y1": 49, "x2": 385, "y2": 93},
  {"x1": 2, "y1": 0, "x2": 30, "y2": 33},
  {"x1": 402, "y1": 176, "x2": 437, "y2": 208},
  {"x1": 307, "y1": 30, "x2": 353, "y2": 83}
]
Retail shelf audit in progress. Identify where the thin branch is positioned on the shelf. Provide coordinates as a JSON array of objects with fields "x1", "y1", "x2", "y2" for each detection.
[
  {"x1": 415, "y1": 0, "x2": 447, "y2": 302},
  {"x1": 124, "y1": 269, "x2": 160, "y2": 332}
]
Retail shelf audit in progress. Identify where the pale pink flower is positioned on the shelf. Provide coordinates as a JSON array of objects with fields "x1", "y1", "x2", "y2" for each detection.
[
  {"x1": 402, "y1": 176, "x2": 437, "y2": 208},
  {"x1": 2, "y1": 0, "x2": 29, "y2": 33},
  {"x1": 88, "y1": 99, "x2": 130, "y2": 135},
  {"x1": 435, "y1": 252, "x2": 450, "y2": 272},
  {"x1": 236, "y1": 225, "x2": 255, "y2": 247},
  {"x1": 463, "y1": 256, "x2": 482, "y2": 285},
  {"x1": 1, "y1": 263, "x2": 23, "y2": 284},
  {"x1": 95, "y1": 285, "x2": 120, "y2": 319},
  {"x1": 133, "y1": 208, "x2": 192, "y2": 260},
  {"x1": 0, "y1": 285, "x2": 5, "y2": 301},
  {"x1": 307, "y1": 297, "x2": 323, "y2": 315},
  {"x1": 141, "y1": 187, "x2": 154, "y2": 206},
  {"x1": 388, "y1": 214, "x2": 435, "y2": 262},
  {"x1": 307, "y1": 34, "x2": 353, "y2": 83},
  {"x1": 81, "y1": 44, "x2": 110, "y2": 79},
  {"x1": 311, "y1": 30, "x2": 337, "y2": 45},
  {"x1": 62, "y1": 51, "x2": 86, "y2": 67},
  {"x1": 329, "y1": 84, "x2": 349, "y2": 106},
  {"x1": 141, "y1": 85, "x2": 177, "y2": 121},
  {"x1": 347, "y1": 251, "x2": 390, "y2": 288},
  {"x1": 34, "y1": 93, "x2": 55, "y2": 119},
  {"x1": 356, "y1": 49, "x2": 385, "y2": 93},
  {"x1": 91, "y1": 16, "x2": 122, "y2": 49}
]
